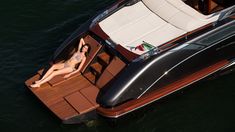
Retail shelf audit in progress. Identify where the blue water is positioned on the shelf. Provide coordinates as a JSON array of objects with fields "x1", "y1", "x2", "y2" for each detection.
[{"x1": 0, "y1": 0, "x2": 235, "y2": 131}]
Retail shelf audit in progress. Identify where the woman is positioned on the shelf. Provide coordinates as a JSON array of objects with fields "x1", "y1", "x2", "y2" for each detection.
[{"x1": 31, "y1": 38, "x2": 91, "y2": 88}]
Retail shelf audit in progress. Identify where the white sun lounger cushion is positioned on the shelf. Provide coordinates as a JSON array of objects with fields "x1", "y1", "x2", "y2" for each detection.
[
  {"x1": 99, "y1": 2, "x2": 185, "y2": 54},
  {"x1": 142, "y1": 0, "x2": 219, "y2": 31},
  {"x1": 99, "y1": 0, "x2": 219, "y2": 54}
]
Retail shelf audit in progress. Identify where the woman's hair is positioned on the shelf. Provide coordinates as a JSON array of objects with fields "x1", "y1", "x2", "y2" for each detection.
[{"x1": 80, "y1": 43, "x2": 91, "y2": 57}]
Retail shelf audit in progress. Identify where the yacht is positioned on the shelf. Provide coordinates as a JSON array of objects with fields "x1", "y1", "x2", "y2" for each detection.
[{"x1": 25, "y1": 0, "x2": 235, "y2": 124}]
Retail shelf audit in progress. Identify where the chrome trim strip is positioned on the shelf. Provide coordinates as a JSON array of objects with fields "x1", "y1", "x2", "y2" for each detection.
[
  {"x1": 103, "y1": 62, "x2": 227, "y2": 118},
  {"x1": 138, "y1": 20, "x2": 235, "y2": 98},
  {"x1": 222, "y1": 59, "x2": 235, "y2": 70}
]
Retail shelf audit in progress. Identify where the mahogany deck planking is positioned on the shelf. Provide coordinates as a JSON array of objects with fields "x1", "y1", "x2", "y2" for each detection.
[
  {"x1": 49, "y1": 100, "x2": 79, "y2": 120},
  {"x1": 26, "y1": 73, "x2": 99, "y2": 120}
]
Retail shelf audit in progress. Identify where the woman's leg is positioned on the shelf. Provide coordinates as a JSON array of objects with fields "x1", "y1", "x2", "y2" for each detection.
[
  {"x1": 36, "y1": 63, "x2": 65, "y2": 83},
  {"x1": 31, "y1": 67, "x2": 73, "y2": 88}
]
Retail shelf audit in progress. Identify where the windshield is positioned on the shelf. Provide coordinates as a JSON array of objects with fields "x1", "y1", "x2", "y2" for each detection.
[{"x1": 195, "y1": 21, "x2": 235, "y2": 46}]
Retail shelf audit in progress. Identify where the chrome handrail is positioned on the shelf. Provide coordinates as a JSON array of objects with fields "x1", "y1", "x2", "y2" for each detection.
[{"x1": 217, "y1": 5, "x2": 235, "y2": 22}]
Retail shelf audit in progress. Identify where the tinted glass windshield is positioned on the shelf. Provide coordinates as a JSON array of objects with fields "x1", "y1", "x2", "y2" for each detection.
[{"x1": 195, "y1": 21, "x2": 235, "y2": 46}]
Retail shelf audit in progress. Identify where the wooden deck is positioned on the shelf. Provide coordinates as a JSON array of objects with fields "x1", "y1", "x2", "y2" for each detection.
[
  {"x1": 25, "y1": 72, "x2": 100, "y2": 121},
  {"x1": 24, "y1": 35, "x2": 127, "y2": 121},
  {"x1": 25, "y1": 51, "x2": 126, "y2": 121},
  {"x1": 24, "y1": 34, "x2": 107, "y2": 121}
]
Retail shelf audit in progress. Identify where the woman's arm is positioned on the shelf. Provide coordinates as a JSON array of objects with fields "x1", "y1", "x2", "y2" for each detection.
[
  {"x1": 78, "y1": 38, "x2": 85, "y2": 51},
  {"x1": 64, "y1": 57, "x2": 86, "y2": 78}
]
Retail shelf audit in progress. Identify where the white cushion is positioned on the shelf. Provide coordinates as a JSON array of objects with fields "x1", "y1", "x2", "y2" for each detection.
[
  {"x1": 168, "y1": 11, "x2": 207, "y2": 31},
  {"x1": 100, "y1": 2, "x2": 152, "y2": 35},
  {"x1": 99, "y1": 0, "x2": 220, "y2": 55},
  {"x1": 166, "y1": 0, "x2": 185, "y2": 8},
  {"x1": 128, "y1": 23, "x2": 185, "y2": 54},
  {"x1": 100, "y1": 2, "x2": 186, "y2": 54},
  {"x1": 108, "y1": 13, "x2": 167, "y2": 45},
  {"x1": 142, "y1": 0, "x2": 180, "y2": 21},
  {"x1": 142, "y1": 0, "x2": 219, "y2": 31}
]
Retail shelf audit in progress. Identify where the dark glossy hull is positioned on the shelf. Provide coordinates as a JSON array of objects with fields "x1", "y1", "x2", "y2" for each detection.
[{"x1": 96, "y1": 19, "x2": 235, "y2": 117}]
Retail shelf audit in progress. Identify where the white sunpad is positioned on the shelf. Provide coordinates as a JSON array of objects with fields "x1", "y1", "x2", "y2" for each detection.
[{"x1": 99, "y1": 0, "x2": 219, "y2": 55}]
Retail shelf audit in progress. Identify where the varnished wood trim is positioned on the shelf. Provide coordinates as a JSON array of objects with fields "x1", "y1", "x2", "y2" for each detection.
[
  {"x1": 208, "y1": 0, "x2": 211, "y2": 14},
  {"x1": 97, "y1": 60, "x2": 229, "y2": 118},
  {"x1": 90, "y1": 24, "x2": 110, "y2": 40},
  {"x1": 188, "y1": 23, "x2": 212, "y2": 34},
  {"x1": 230, "y1": 15, "x2": 235, "y2": 19},
  {"x1": 81, "y1": 35, "x2": 103, "y2": 72}
]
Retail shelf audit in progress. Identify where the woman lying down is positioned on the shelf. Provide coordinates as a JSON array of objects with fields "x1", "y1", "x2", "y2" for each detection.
[{"x1": 31, "y1": 38, "x2": 91, "y2": 88}]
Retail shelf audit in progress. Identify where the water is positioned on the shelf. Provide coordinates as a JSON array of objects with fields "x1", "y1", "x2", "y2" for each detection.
[{"x1": 0, "y1": 0, "x2": 235, "y2": 131}]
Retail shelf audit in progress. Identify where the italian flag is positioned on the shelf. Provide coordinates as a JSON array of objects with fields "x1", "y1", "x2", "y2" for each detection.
[{"x1": 128, "y1": 41, "x2": 155, "y2": 51}]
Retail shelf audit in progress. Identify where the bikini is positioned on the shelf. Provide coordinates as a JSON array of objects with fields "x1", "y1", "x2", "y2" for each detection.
[{"x1": 64, "y1": 52, "x2": 82, "y2": 71}]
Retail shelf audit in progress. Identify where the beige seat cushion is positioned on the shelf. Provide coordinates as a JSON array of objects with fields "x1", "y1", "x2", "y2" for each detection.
[
  {"x1": 100, "y1": 2, "x2": 185, "y2": 54},
  {"x1": 142, "y1": 0, "x2": 219, "y2": 31},
  {"x1": 99, "y1": 0, "x2": 220, "y2": 54},
  {"x1": 142, "y1": 0, "x2": 181, "y2": 21}
]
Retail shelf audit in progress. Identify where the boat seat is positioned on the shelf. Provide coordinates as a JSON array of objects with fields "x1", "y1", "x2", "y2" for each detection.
[
  {"x1": 99, "y1": 0, "x2": 220, "y2": 54},
  {"x1": 142, "y1": 0, "x2": 219, "y2": 31},
  {"x1": 46, "y1": 35, "x2": 102, "y2": 86},
  {"x1": 100, "y1": 2, "x2": 167, "y2": 45},
  {"x1": 99, "y1": 2, "x2": 186, "y2": 54},
  {"x1": 80, "y1": 35, "x2": 102, "y2": 72},
  {"x1": 142, "y1": 0, "x2": 182, "y2": 21}
]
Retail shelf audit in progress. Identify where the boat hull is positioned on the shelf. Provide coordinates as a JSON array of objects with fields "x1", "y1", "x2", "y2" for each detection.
[{"x1": 97, "y1": 20, "x2": 235, "y2": 108}]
